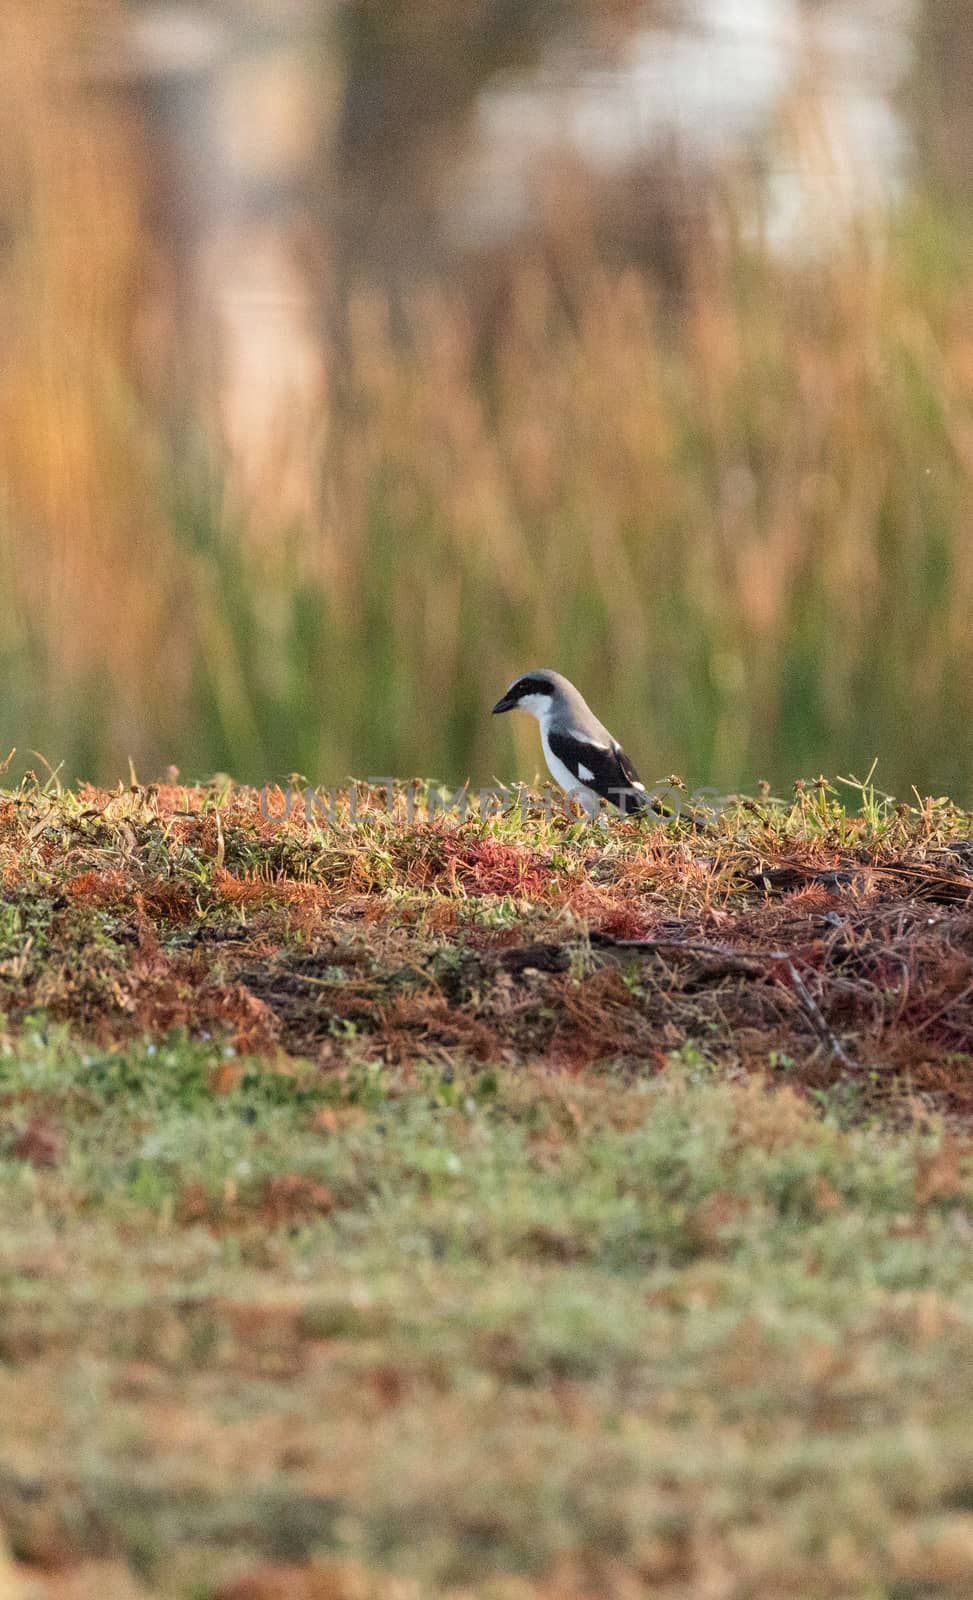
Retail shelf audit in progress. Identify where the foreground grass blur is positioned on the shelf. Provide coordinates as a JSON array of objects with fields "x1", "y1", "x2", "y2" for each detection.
[{"x1": 4, "y1": 1038, "x2": 973, "y2": 1598}]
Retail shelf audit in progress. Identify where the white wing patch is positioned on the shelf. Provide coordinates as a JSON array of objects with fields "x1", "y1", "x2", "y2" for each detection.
[
  {"x1": 578, "y1": 763, "x2": 595, "y2": 783},
  {"x1": 632, "y1": 781, "x2": 645, "y2": 791}
]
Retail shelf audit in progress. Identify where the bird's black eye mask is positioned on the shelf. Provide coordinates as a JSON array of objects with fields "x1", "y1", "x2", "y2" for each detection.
[
  {"x1": 510, "y1": 677, "x2": 553, "y2": 699},
  {"x1": 492, "y1": 675, "x2": 554, "y2": 714}
]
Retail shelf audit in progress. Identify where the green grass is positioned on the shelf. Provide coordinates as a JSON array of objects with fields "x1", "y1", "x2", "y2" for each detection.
[{"x1": 3, "y1": 1036, "x2": 973, "y2": 1597}]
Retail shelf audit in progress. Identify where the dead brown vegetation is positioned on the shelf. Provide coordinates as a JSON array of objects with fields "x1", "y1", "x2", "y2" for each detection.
[{"x1": 3, "y1": 783, "x2": 973, "y2": 1112}]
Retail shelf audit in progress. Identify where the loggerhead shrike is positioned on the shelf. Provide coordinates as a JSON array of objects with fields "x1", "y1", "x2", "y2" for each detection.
[{"x1": 492, "y1": 669, "x2": 654, "y2": 816}]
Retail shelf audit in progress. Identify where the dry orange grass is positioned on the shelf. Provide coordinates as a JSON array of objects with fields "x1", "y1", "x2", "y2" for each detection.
[{"x1": 0, "y1": 2, "x2": 185, "y2": 752}]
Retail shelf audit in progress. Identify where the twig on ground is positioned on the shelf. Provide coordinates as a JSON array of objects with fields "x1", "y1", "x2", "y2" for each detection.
[{"x1": 599, "y1": 937, "x2": 860, "y2": 1073}]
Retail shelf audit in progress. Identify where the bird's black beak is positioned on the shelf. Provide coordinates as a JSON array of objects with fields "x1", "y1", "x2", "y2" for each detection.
[{"x1": 492, "y1": 693, "x2": 516, "y2": 715}]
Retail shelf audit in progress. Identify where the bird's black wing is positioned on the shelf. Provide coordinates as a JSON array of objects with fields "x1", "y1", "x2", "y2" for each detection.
[{"x1": 547, "y1": 730, "x2": 650, "y2": 815}]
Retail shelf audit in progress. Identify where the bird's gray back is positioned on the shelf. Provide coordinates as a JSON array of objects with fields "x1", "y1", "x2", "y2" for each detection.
[{"x1": 539, "y1": 671, "x2": 616, "y2": 746}]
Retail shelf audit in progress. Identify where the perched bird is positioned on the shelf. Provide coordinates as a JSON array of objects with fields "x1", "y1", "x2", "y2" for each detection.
[{"x1": 492, "y1": 669, "x2": 652, "y2": 816}]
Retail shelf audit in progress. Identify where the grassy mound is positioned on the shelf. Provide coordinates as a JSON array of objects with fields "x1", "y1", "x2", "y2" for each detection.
[{"x1": 2, "y1": 776, "x2": 973, "y2": 1103}]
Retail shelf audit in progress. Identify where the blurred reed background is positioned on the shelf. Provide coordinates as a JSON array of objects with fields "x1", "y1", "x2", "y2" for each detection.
[{"x1": 1, "y1": 0, "x2": 973, "y2": 796}]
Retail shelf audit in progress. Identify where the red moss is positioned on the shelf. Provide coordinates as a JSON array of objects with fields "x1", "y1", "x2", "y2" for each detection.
[
  {"x1": 214, "y1": 869, "x2": 330, "y2": 914},
  {"x1": 453, "y1": 839, "x2": 555, "y2": 899},
  {"x1": 64, "y1": 869, "x2": 131, "y2": 906},
  {"x1": 590, "y1": 901, "x2": 650, "y2": 941}
]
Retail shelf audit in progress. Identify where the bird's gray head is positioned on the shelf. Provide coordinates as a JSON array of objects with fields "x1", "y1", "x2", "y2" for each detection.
[{"x1": 492, "y1": 670, "x2": 574, "y2": 722}]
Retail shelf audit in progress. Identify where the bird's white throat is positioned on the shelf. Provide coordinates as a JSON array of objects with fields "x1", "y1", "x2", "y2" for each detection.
[{"x1": 514, "y1": 692, "x2": 553, "y2": 722}]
